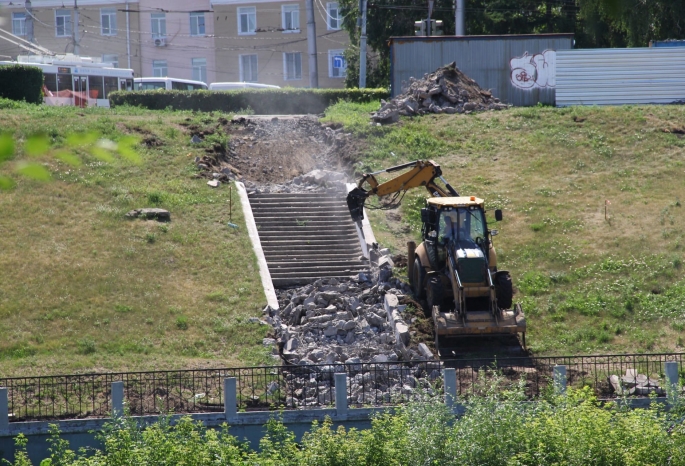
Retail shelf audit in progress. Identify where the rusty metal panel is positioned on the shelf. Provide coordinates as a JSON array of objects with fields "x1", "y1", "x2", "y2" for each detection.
[
  {"x1": 390, "y1": 34, "x2": 574, "y2": 106},
  {"x1": 556, "y1": 48, "x2": 685, "y2": 106}
]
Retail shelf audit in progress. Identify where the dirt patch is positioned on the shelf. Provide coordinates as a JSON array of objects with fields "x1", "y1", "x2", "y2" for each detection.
[{"x1": 194, "y1": 116, "x2": 366, "y2": 184}]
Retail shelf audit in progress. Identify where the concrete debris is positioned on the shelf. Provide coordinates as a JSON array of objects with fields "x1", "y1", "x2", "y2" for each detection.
[
  {"x1": 371, "y1": 61, "x2": 509, "y2": 125},
  {"x1": 608, "y1": 369, "x2": 666, "y2": 396},
  {"x1": 243, "y1": 169, "x2": 349, "y2": 195},
  {"x1": 125, "y1": 208, "x2": 171, "y2": 222},
  {"x1": 207, "y1": 179, "x2": 220, "y2": 188},
  {"x1": 266, "y1": 256, "x2": 441, "y2": 408}
]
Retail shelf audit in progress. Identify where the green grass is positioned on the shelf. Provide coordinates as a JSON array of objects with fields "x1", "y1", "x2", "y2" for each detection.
[
  {"x1": 325, "y1": 102, "x2": 685, "y2": 356},
  {"x1": 0, "y1": 103, "x2": 270, "y2": 376}
]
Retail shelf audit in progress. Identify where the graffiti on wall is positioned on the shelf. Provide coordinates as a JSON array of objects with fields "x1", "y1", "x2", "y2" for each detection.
[{"x1": 510, "y1": 50, "x2": 556, "y2": 89}]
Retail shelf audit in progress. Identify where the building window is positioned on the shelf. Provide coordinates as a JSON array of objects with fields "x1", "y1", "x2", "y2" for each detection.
[
  {"x1": 101, "y1": 8, "x2": 117, "y2": 36},
  {"x1": 151, "y1": 13, "x2": 166, "y2": 38},
  {"x1": 190, "y1": 12, "x2": 205, "y2": 36},
  {"x1": 102, "y1": 54, "x2": 119, "y2": 68},
  {"x1": 55, "y1": 9, "x2": 72, "y2": 37},
  {"x1": 240, "y1": 54, "x2": 258, "y2": 82},
  {"x1": 192, "y1": 58, "x2": 207, "y2": 83},
  {"x1": 237, "y1": 7, "x2": 256, "y2": 35},
  {"x1": 282, "y1": 4, "x2": 299, "y2": 32},
  {"x1": 328, "y1": 49, "x2": 346, "y2": 78},
  {"x1": 153, "y1": 60, "x2": 167, "y2": 77},
  {"x1": 284, "y1": 52, "x2": 302, "y2": 80},
  {"x1": 12, "y1": 12, "x2": 26, "y2": 36},
  {"x1": 327, "y1": 2, "x2": 340, "y2": 30}
]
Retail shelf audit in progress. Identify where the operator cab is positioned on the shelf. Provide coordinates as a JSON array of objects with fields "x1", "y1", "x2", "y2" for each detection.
[{"x1": 423, "y1": 197, "x2": 491, "y2": 272}]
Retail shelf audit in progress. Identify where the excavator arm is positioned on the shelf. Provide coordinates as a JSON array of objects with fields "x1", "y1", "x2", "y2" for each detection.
[{"x1": 347, "y1": 160, "x2": 459, "y2": 222}]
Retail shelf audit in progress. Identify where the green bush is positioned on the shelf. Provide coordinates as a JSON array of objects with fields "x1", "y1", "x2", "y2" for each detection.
[
  {"x1": 13, "y1": 379, "x2": 685, "y2": 466},
  {"x1": 109, "y1": 88, "x2": 389, "y2": 114},
  {"x1": 0, "y1": 65, "x2": 43, "y2": 104}
]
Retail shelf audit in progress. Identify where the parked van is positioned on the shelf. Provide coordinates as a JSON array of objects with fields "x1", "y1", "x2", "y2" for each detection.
[
  {"x1": 209, "y1": 82, "x2": 281, "y2": 91},
  {"x1": 134, "y1": 77, "x2": 208, "y2": 91}
]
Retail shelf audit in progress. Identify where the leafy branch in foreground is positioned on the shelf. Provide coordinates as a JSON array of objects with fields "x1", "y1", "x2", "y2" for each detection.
[{"x1": 0, "y1": 131, "x2": 141, "y2": 190}]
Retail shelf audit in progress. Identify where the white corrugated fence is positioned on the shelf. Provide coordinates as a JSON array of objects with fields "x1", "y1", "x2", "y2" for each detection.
[{"x1": 556, "y1": 48, "x2": 685, "y2": 106}]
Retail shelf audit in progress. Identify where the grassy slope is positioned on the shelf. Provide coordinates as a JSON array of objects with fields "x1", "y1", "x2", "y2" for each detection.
[
  {"x1": 0, "y1": 103, "x2": 269, "y2": 377},
  {"x1": 324, "y1": 102, "x2": 685, "y2": 356}
]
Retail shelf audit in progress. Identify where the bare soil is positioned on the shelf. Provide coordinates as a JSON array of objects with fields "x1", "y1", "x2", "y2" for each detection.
[{"x1": 187, "y1": 115, "x2": 366, "y2": 184}]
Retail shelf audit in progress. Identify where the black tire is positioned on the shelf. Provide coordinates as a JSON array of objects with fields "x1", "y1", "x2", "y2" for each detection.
[
  {"x1": 496, "y1": 271, "x2": 513, "y2": 310},
  {"x1": 412, "y1": 257, "x2": 426, "y2": 299},
  {"x1": 426, "y1": 276, "x2": 444, "y2": 316}
]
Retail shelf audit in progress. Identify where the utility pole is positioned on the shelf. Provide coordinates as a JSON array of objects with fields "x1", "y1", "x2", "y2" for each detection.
[
  {"x1": 126, "y1": 0, "x2": 131, "y2": 68},
  {"x1": 72, "y1": 0, "x2": 80, "y2": 55},
  {"x1": 427, "y1": 0, "x2": 434, "y2": 36},
  {"x1": 25, "y1": 0, "x2": 35, "y2": 44},
  {"x1": 455, "y1": 0, "x2": 464, "y2": 35},
  {"x1": 359, "y1": 0, "x2": 367, "y2": 88},
  {"x1": 305, "y1": 0, "x2": 318, "y2": 88}
]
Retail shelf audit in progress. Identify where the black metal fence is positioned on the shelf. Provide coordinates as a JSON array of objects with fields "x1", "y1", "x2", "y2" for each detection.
[{"x1": 1, "y1": 353, "x2": 683, "y2": 422}]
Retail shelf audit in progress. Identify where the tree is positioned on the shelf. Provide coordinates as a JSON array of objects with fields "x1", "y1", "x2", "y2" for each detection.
[{"x1": 340, "y1": 0, "x2": 579, "y2": 88}]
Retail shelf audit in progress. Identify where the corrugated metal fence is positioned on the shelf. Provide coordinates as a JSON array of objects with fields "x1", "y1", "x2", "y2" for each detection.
[{"x1": 556, "y1": 48, "x2": 685, "y2": 106}]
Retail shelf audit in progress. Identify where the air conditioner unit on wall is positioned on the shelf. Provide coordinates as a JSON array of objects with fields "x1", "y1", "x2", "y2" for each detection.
[{"x1": 154, "y1": 37, "x2": 167, "y2": 47}]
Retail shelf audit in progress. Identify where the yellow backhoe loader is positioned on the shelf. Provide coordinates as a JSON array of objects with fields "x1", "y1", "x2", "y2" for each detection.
[{"x1": 347, "y1": 160, "x2": 526, "y2": 353}]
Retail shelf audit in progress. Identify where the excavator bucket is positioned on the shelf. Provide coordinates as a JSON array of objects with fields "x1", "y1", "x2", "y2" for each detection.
[{"x1": 346, "y1": 187, "x2": 368, "y2": 223}]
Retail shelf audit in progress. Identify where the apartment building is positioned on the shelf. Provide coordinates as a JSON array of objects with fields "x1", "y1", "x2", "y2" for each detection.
[
  {"x1": 0, "y1": 0, "x2": 143, "y2": 75},
  {"x1": 137, "y1": 0, "x2": 217, "y2": 84},
  {"x1": 0, "y1": 0, "x2": 348, "y2": 87},
  {"x1": 211, "y1": 0, "x2": 348, "y2": 87}
]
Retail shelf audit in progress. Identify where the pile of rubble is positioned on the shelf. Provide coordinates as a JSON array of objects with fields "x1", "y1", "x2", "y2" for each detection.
[
  {"x1": 244, "y1": 169, "x2": 349, "y2": 195},
  {"x1": 261, "y1": 251, "x2": 438, "y2": 407},
  {"x1": 372, "y1": 62, "x2": 509, "y2": 124}
]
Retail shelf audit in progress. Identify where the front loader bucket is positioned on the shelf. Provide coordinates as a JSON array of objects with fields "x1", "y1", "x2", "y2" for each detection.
[{"x1": 433, "y1": 305, "x2": 526, "y2": 353}]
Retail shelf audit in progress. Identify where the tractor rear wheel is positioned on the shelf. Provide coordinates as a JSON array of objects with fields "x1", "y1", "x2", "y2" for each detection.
[
  {"x1": 496, "y1": 271, "x2": 513, "y2": 310},
  {"x1": 412, "y1": 257, "x2": 426, "y2": 299}
]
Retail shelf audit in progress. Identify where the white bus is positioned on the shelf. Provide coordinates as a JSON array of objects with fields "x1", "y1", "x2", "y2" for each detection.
[
  {"x1": 134, "y1": 77, "x2": 208, "y2": 91},
  {"x1": 209, "y1": 82, "x2": 280, "y2": 90},
  {"x1": 0, "y1": 55, "x2": 134, "y2": 108}
]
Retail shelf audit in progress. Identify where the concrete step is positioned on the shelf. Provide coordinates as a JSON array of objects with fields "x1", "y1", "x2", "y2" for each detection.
[
  {"x1": 258, "y1": 224, "x2": 357, "y2": 236},
  {"x1": 251, "y1": 219, "x2": 354, "y2": 226},
  {"x1": 260, "y1": 239, "x2": 360, "y2": 246},
  {"x1": 250, "y1": 193, "x2": 344, "y2": 200},
  {"x1": 271, "y1": 269, "x2": 367, "y2": 279},
  {"x1": 258, "y1": 230, "x2": 357, "y2": 237},
  {"x1": 269, "y1": 261, "x2": 366, "y2": 271},
  {"x1": 273, "y1": 277, "x2": 363, "y2": 286},
  {"x1": 265, "y1": 253, "x2": 368, "y2": 261},
  {"x1": 252, "y1": 208, "x2": 350, "y2": 214}
]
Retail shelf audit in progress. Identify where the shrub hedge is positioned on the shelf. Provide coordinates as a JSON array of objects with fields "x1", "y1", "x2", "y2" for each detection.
[
  {"x1": 109, "y1": 88, "x2": 389, "y2": 114},
  {"x1": 0, "y1": 65, "x2": 43, "y2": 104}
]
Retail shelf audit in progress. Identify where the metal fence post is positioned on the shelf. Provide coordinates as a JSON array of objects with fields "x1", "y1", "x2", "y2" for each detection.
[
  {"x1": 111, "y1": 381, "x2": 124, "y2": 417},
  {"x1": 224, "y1": 378, "x2": 237, "y2": 421},
  {"x1": 335, "y1": 373, "x2": 348, "y2": 417},
  {"x1": 553, "y1": 365, "x2": 567, "y2": 395},
  {"x1": 665, "y1": 361, "x2": 679, "y2": 394},
  {"x1": 0, "y1": 387, "x2": 8, "y2": 431},
  {"x1": 443, "y1": 368, "x2": 457, "y2": 408}
]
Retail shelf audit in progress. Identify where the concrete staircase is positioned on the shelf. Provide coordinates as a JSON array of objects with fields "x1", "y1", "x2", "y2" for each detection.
[{"x1": 248, "y1": 192, "x2": 369, "y2": 287}]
